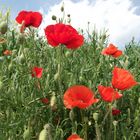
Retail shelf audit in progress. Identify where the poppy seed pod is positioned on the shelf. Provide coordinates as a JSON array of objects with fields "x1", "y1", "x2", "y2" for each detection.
[{"x1": 0, "y1": 21, "x2": 8, "y2": 34}]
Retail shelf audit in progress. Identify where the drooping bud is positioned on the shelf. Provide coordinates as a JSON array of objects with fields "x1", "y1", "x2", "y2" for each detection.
[{"x1": 0, "y1": 21, "x2": 8, "y2": 34}]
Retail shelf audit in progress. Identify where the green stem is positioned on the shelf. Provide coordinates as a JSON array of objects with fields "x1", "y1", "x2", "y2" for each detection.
[
  {"x1": 95, "y1": 121, "x2": 101, "y2": 140},
  {"x1": 57, "y1": 46, "x2": 63, "y2": 96},
  {"x1": 108, "y1": 104, "x2": 113, "y2": 140},
  {"x1": 114, "y1": 124, "x2": 116, "y2": 140},
  {"x1": 80, "y1": 110, "x2": 88, "y2": 140}
]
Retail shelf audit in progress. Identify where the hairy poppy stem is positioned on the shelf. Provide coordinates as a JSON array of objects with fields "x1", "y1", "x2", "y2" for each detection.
[
  {"x1": 80, "y1": 110, "x2": 88, "y2": 140},
  {"x1": 57, "y1": 46, "x2": 63, "y2": 97}
]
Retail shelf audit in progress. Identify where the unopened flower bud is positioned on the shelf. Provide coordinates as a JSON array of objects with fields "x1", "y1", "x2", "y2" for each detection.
[
  {"x1": 52, "y1": 15, "x2": 57, "y2": 21},
  {"x1": 23, "y1": 48, "x2": 29, "y2": 54},
  {"x1": 65, "y1": 51, "x2": 71, "y2": 57},
  {"x1": 61, "y1": 6, "x2": 64, "y2": 12},
  {"x1": 39, "y1": 124, "x2": 52, "y2": 140},
  {"x1": 50, "y1": 93, "x2": 56, "y2": 109},
  {"x1": 16, "y1": 34, "x2": 25, "y2": 45},
  {"x1": 8, "y1": 63, "x2": 13, "y2": 71},
  {"x1": 0, "y1": 21, "x2": 8, "y2": 34},
  {"x1": 138, "y1": 98, "x2": 140, "y2": 104},
  {"x1": 69, "y1": 110, "x2": 74, "y2": 121},
  {"x1": 23, "y1": 127, "x2": 31, "y2": 140},
  {"x1": 93, "y1": 113, "x2": 99, "y2": 121},
  {"x1": 113, "y1": 120, "x2": 118, "y2": 126},
  {"x1": 18, "y1": 53, "x2": 25, "y2": 64},
  {"x1": 54, "y1": 73, "x2": 59, "y2": 81}
]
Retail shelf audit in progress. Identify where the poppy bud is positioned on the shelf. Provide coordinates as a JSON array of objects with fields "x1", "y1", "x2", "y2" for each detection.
[
  {"x1": 93, "y1": 113, "x2": 99, "y2": 121},
  {"x1": 54, "y1": 72, "x2": 59, "y2": 81},
  {"x1": 18, "y1": 53, "x2": 25, "y2": 64},
  {"x1": 65, "y1": 51, "x2": 71, "y2": 57},
  {"x1": 16, "y1": 34, "x2": 25, "y2": 45},
  {"x1": 39, "y1": 124, "x2": 52, "y2": 140},
  {"x1": 52, "y1": 15, "x2": 57, "y2": 21},
  {"x1": 8, "y1": 62, "x2": 13, "y2": 71},
  {"x1": 113, "y1": 120, "x2": 118, "y2": 126},
  {"x1": 69, "y1": 109, "x2": 74, "y2": 121},
  {"x1": 50, "y1": 93, "x2": 57, "y2": 109},
  {"x1": 0, "y1": 21, "x2": 8, "y2": 34},
  {"x1": 23, "y1": 127, "x2": 31, "y2": 140},
  {"x1": 138, "y1": 98, "x2": 140, "y2": 104},
  {"x1": 88, "y1": 121, "x2": 92, "y2": 126},
  {"x1": 23, "y1": 48, "x2": 29, "y2": 54},
  {"x1": 61, "y1": 6, "x2": 64, "y2": 12}
]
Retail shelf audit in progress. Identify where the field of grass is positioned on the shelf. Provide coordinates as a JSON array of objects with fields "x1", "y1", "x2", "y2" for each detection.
[{"x1": 0, "y1": 9, "x2": 140, "y2": 140}]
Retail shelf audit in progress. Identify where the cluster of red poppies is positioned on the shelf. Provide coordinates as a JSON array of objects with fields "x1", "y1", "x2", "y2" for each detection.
[
  {"x1": 16, "y1": 10, "x2": 84, "y2": 49},
  {"x1": 15, "y1": 10, "x2": 138, "y2": 140}
]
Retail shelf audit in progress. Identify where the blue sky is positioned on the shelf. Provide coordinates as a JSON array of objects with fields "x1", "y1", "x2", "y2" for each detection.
[
  {"x1": 1, "y1": 0, "x2": 140, "y2": 19},
  {"x1": 0, "y1": 0, "x2": 140, "y2": 47}
]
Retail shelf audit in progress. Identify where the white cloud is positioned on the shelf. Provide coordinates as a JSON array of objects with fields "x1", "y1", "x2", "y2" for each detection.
[{"x1": 39, "y1": 0, "x2": 140, "y2": 49}]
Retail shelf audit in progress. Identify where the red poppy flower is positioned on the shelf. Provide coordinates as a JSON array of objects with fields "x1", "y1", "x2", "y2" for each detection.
[
  {"x1": 98, "y1": 85, "x2": 122, "y2": 102},
  {"x1": 101, "y1": 43, "x2": 122, "y2": 58},
  {"x1": 3, "y1": 50, "x2": 12, "y2": 55},
  {"x1": 112, "y1": 67, "x2": 137, "y2": 90},
  {"x1": 67, "y1": 134, "x2": 83, "y2": 140},
  {"x1": 63, "y1": 85, "x2": 99, "y2": 109},
  {"x1": 32, "y1": 67, "x2": 43, "y2": 78},
  {"x1": 16, "y1": 10, "x2": 42, "y2": 28},
  {"x1": 40, "y1": 98, "x2": 49, "y2": 104},
  {"x1": 44, "y1": 23, "x2": 84, "y2": 49},
  {"x1": 112, "y1": 108, "x2": 121, "y2": 116}
]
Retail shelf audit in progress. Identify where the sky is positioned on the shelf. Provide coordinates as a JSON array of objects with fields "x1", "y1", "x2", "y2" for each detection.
[{"x1": 0, "y1": 0, "x2": 140, "y2": 48}]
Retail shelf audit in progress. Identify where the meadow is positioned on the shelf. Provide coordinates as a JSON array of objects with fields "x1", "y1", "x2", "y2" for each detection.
[{"x1": 0, "y1": 7, "x2": 140, "y2": 140}]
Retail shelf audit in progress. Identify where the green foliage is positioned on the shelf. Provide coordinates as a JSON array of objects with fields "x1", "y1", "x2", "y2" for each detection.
[{"x1": 0, "y1": 14, "x2": 140, "y2": 140}]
